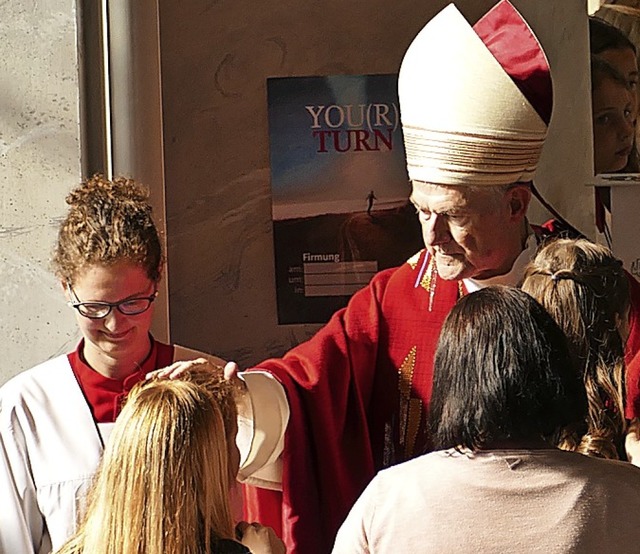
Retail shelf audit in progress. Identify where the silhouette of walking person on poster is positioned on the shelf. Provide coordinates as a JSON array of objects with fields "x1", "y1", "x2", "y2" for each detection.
[{"x1": 366, "y1": 190, "x2": 377, "y2": 216}]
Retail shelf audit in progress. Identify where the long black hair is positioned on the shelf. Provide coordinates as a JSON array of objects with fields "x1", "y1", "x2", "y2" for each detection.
[{"x1": 429, "y1": 286, "x2": 587, "y2": 451}]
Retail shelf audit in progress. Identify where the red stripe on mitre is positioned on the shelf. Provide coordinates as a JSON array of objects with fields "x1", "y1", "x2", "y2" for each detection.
[{"x1": 473, "y1": 0, "x2": 553, "y2": 125}]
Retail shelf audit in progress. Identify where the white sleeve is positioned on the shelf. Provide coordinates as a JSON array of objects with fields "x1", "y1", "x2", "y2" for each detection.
[
  {"x1": 0, "y1": 407, "x2": 48, "y2": 554},
  {"x1": 171, "y1": 347, "x2": 290, "y2": 489},
  {"x1": 235, "y1": 371, "x2": 289, "y2": 491}
]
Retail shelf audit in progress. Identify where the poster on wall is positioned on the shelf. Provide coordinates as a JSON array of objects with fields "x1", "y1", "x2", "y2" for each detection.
[{"x1": 267, "y1": 74, "x2": 423, "y2": 325}]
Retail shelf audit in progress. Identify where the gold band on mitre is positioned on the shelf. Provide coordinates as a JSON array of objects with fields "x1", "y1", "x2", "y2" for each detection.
[{"x1": 403, "y1": 127, "x2": 546, "y2": 186}]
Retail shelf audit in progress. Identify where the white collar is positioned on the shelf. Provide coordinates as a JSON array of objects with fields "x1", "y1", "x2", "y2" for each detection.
[{"x1": 464, "y1": 230, "x2": 537, "y2": 293}]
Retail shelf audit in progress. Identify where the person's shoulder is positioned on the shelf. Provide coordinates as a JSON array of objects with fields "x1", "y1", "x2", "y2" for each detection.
[
  {"x1": 0, "y1": 355, "x2": 73, "y2": 428},
  {"x1": 0, "y1": 354, "x2": 70, "y2": 399},
  {"x1": 375, "y1": 449, "x2": 449, "y2": 483},
  {"x1": 359, "y1": 451, "x2": 461, "y2": 506},
  {"x1": 378, "y1": 249, "x2": 427, "y2": 276},
  {"x1": 401, "y1": 249, "x2": 429, "y2": 276},
  {"x1": 582, "y1": 457, "x2": 640, "y2": 504},
  {"x1": 369, "y1": 248, "x2": 428, "y2": 291},
  {"x1": 582, "y1": 454, "x2": 640, "y2": 477},
  {"x1": 550, "y1": 449, "x2": 640, "y2": 485}
]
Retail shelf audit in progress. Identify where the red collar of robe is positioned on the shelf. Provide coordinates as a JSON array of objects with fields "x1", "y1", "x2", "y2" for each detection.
[{"x1": 67, "y1": 336, "x2": 174, "y2": 423}]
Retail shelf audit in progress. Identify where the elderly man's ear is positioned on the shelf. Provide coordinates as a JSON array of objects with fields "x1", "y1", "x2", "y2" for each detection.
[{"x1": 508, "y1": 185, "x2": 532, "y2": 221}]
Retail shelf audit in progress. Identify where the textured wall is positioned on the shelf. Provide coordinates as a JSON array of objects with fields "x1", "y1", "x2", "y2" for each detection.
[
  {"x1": 158, "y1": 0, "x2": 592, "y2": 367},
  {"x1": 0, "y1": 2, "x2": 81, "y2": 385}
]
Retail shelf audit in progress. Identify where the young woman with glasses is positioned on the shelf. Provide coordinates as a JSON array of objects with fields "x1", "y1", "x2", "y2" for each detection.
[{"x1": 0, "y1": 176, "x2": 239, "y2": 553}]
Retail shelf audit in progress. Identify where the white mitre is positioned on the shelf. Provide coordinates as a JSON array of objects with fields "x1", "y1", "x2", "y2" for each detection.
[{"x1": 399, "y1": 1, "x2": 552, "y2": 186}]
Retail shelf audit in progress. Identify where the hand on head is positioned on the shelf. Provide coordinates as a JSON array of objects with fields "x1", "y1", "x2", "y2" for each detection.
[
  {"x1": 146, "y1": 357, "x2": 216, "y2": 380},
  {"x1": 146, "y1": 359, "x2": 243, "y2": 386}
]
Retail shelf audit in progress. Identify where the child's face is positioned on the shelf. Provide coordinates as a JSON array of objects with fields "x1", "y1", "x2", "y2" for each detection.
[{"x1": 592, "y1": 77, "x2": 635, "y2": 174}]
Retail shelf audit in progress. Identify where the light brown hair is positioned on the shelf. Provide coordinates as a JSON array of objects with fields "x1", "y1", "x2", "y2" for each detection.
[
  {"x1": 52, "y1": 174, "x2": 163, "y2": 285},
  {"x1": 522, "y1": 238, "x2": 629, "y2": 459},
  {"x1": 55, "y1": 370, "x2": 238, "y2": 554}
]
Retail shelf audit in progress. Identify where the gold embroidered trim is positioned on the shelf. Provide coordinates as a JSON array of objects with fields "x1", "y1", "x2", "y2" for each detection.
[
  {"x1": 420, "y1": 255, "x2": 466, "y2": 307},
  {"x1": 398, "y1": 347, "x2": 416, "y2": 399},
  {"x1": 398, "y1": 346, "x2": 417, "y2": 455},
  {"x1": 419, "y1": 255, "x2": 433, "y2": 291},
  {"x1": 418, "y1": 255, "x2": 438, "y2": 311},
  {"x1": 398, "y1": 262, "x2": 465, "y2": 460}
]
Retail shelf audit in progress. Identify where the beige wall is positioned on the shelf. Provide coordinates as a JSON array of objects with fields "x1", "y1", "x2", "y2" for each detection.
[
  {"x1": 0, "y1": 1, "x2": 81, "y2": 385},
  {"x1": 157, "y1": 0, "x2": 593, "y2": 368}
]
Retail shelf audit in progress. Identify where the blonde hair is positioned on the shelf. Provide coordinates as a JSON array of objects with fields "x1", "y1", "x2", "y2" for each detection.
[
  {"x1": 52, "y1": 174, "x2": 163, "y2": 285},
  {"x1": 56, "y1": 371, "x2": 238, "y2": 554},
  {"x1": 522, "y1": 238, "x2": 629, "y2": 459}
]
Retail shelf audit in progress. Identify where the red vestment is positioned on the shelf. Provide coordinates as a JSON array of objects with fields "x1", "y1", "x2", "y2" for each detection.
[
  {"x1": 245, "y1": 250, "x2": 461, "y2": 553},
  {"x1": 245, "y1": 245, "x2": 640, "y2": 554}
]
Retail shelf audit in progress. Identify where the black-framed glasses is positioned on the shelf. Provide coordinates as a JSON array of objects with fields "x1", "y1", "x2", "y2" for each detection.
[{"x1": 67, "y1": 283, "x2": 158, "y2": 319}]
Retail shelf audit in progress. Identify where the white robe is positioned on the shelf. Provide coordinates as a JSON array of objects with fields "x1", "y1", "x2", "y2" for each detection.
[{"x1": 0, "y1": 356, "x2": 102, "y2": 554}]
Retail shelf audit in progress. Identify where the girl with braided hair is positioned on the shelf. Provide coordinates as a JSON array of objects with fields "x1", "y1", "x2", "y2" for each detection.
[{"x1": 521, "y1": 237, "x2": 630, "y2": 459}]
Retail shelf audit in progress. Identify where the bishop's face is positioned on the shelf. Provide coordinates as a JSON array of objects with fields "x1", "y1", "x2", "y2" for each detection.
[{"x1": 410, "y1": 182, "x2": 530, "y2": 281}]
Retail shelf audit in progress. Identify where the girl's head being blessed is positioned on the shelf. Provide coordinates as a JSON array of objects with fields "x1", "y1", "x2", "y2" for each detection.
[
  {"x1": 429, "y1": 286, "x2": 586, "y2": 452},
  {"x1": 56, "y1": 369, "x2": 241, "y2": 554},
  {"x1": 51, "y1": 175, "x2": 163, "y2": 377}
]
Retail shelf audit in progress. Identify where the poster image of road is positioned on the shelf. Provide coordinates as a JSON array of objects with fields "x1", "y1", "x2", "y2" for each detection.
[{"x1": 268, "y1": 74, "x2": 423, "y2": 324}]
